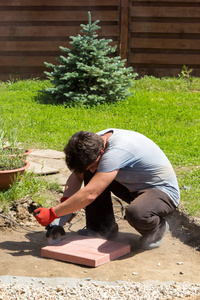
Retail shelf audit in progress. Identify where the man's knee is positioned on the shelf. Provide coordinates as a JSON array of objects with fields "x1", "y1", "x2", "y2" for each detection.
[
  {"x1": 125, "y1": 203, "x2": 144, "y2": 227},
  {"x1": 125, "y1": 202, "x2": 159, "y2": 232}
]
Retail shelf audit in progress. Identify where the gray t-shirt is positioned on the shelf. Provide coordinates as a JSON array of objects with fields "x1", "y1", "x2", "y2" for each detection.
[{"x1": 97, "y1": 128, "x2": 180, "y2": 206}]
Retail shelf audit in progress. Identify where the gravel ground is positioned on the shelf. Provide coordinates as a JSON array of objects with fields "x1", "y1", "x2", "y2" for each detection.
[{"x1": 0, "y1": 276, "x2": 200, "y2": 299}]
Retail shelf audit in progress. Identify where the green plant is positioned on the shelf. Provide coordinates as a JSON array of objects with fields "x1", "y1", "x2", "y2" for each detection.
[
  {"x1": 1, "y1": 147, "x2": 25, "y2": 156},
  {"x1": 178, "y1": 65, "x2": 193, "y2": 80},
  {"x1": 0, "y1": 149, "x2": 26, "y2": 171},
  {"x1": 7, "y1": 127, "x2": 19, "y2": 149},
  {"x1": 44, "y1": 12, "x2": 137, "y2": 106},
  {"x1": 0, "y1": 127, "x2": 27, "y2": 171},
  {"x1": 0, "y1": 123, "x2": 26, "y2": 171}
]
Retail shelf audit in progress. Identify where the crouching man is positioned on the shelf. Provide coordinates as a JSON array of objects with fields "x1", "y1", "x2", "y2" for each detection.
[{"x1": 34, "y1": 128, "x2": 180, "y2": 250}]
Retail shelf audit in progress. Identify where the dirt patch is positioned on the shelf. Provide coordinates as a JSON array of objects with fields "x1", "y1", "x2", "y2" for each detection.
[{"x1": 0, "y1": 197, "x2": 200, "y2": 284}]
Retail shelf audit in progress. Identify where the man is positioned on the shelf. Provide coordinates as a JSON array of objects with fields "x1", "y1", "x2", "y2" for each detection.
[{"x1": 34, "y1": 129, "x2": 180, "y2": 250}]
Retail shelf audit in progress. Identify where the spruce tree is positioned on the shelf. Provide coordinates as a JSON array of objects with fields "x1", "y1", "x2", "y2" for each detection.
[{"x1": 44, "y1": 12, "x2": 137, "y2": 106}]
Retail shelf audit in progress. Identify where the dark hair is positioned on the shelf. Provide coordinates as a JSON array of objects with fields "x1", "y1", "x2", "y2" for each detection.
[{"x1": 64, "y1": 131, "x2": 104, "y2": 173}]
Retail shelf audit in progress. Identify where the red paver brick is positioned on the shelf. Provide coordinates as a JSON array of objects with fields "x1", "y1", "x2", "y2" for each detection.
[{"x1": 41, "y1": 235, "x2": 131, "y2": 267}]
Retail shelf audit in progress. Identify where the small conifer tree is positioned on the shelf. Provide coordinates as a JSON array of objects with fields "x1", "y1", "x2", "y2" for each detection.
[{"x1": 44, "y1": 12, "x2": 137, "y2": 106}]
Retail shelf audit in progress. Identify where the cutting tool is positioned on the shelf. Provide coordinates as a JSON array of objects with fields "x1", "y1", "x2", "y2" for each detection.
[{"x1": 45, "y1": 213, "x2": 75, "y2": 245}]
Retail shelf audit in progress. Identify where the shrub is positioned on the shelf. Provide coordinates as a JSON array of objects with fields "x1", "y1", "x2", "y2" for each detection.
[{"x1": 44, "y1": 12, "x2": 137, "y2": 106}]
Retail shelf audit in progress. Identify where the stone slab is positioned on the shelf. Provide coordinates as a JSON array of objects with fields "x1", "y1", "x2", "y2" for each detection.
[
  {"x1": 41, "y1": 235, "x2": 131, "y2": 267},
  {"x1": 28, "y1": 162, "x2": 59, "y2": 175},
  {"x1": 29, "y1": 149, "x2": 65, "y2": 159}
]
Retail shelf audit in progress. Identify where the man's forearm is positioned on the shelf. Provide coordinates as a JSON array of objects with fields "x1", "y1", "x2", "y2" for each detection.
[
  {"x1": 34, "y1": 170, "x2": 118, "y2": 226},
  {"x1": 53, "y1": 188, "x2": 94, "y2": 217},
  {"x1": 55, "y1": 170, "x2": 118, "y2": 217}
]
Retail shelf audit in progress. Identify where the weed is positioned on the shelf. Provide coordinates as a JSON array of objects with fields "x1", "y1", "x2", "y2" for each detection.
[{"x1": 178, "y1": 65, "x2": 193, "y2": 81}]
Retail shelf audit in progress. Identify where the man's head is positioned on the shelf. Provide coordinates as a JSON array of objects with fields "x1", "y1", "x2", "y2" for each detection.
[{"x1": 64, "y1": 131, "x2": 104, "y2": 173}]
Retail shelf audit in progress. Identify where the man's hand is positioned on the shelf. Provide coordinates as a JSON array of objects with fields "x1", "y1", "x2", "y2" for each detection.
[{"x1": 33, "y1": 207, "x2": 57, "y2": 226}]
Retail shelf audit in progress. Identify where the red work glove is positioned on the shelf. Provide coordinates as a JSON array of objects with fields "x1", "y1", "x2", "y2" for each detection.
[
  {"x1": 60, "y1": 196, "x2": 68, "y2": 203},
  {"x1": 33, "y1": 207, "x2": 58, "y2": 226}
]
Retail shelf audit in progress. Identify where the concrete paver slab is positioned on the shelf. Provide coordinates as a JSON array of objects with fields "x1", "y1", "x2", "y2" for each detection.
[{"x1": 41, "y1": 235, "x2": 131, "y2": 267}]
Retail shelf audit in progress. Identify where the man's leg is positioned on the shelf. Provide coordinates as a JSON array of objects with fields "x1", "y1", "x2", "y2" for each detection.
[
  {"x1": 81, "y1": 170, "x2": 118, "y2": 237},
  {"x1": 82, "y1": 171, "x2": 176, "y2": 246},
  {"x1": 125, "y1": 188, "x2": 176, "y2": 248},
  {"x1": 83, "y1": 171, "x2": 137, "y2": 234}
]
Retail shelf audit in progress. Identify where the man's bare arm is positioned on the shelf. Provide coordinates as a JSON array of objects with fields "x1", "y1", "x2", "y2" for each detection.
[{"x1": 53, "y1": 169, "x2": 119, "y2": 217}]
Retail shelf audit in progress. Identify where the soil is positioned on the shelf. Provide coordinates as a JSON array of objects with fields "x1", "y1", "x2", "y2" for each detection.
[{"x1": 0, "y1": 150, "x2": 200, "y2": 284}]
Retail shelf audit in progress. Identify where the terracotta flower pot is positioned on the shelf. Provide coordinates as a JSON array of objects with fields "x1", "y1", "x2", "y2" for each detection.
[
  {"x1": 0, "y1": 161, "x2": 30, "y2": 190},
  {"x1": 24, "y1": 149, "x2": 31, "y2": 155}
]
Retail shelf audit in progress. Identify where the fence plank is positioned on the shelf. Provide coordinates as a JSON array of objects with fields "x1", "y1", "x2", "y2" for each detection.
[
  {"x1": 0, "y1": 41, "x2": 118, "y2": 52},
  {"x1": 130, "y1": 66, "x2": 200, "y2": 78},
  {"x1": 3, "y1": 0, "x2": 200, "y2": 4},
  {"x1": 130, "y1": 22, "x2": 200, "y2": 34},
  {"x1": 130, "y1": 38, "x2": 200, "y2": 50},
  {"x1": 132, "y1": 0, "x2": 200, "y2": 2},
  {"x1": 0, "y1": 41, "x2": 68, "y2": 51},
  {"x1": 128, "y1": 53, "x2": 200, "y2": 65},
  {"x1": 2, "y1": 0, "x2": 120, "y2": 6},
  {"x1": 130, "y1": 7, "x2": 200, "y2": 18},
  {"x1": 0, "y1": 56, "x2": 58, "y2": 67},
  {"x1": 0, "y1": 26, "x2": 119, "y2": 37},
  {"x1": 0, "y1": 11, "x2": 119, "y2": 22}
]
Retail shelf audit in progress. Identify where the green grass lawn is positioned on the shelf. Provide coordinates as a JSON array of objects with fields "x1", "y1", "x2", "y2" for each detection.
[{"x1": 0, "y1": 76, "x2": 199, "y2": 216}]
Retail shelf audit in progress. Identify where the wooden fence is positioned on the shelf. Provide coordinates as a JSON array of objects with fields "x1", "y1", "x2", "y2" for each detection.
[
  {"x1": 128, "y1": 0, "x2": 200, "y2": 77},
  {"x1": 0, "y1": 0, "x2": 200, "y2": 80},
  {"x1": 0, "y1": 0, "x2": 121, "y2": 81}
]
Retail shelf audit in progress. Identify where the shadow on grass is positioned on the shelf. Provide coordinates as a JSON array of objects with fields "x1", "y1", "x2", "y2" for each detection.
[{"x1": 34, "y1": 90, "x2": 59, "y2": 105}]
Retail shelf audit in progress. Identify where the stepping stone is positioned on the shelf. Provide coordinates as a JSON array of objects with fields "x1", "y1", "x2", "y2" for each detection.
[
  {"x1": 28, "y1": 162, "x2": 59, "y2": 175},
  {"x1": 41, "y1": 235, "x2": 131, "y2": 267},
  {"x1": 29, "y1": 149, "x2": 65, "y2": 159}
]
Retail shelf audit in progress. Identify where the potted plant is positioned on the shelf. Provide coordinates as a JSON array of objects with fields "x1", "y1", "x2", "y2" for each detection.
[
  {"x1": 0, "y1": 153, "x2": 30, "y2": 190},
  {"x1": 0, "y1": 128, "x2": 30, "y2": 190}
]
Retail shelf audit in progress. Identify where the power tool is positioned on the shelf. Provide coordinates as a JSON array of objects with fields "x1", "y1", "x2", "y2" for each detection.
[{"x1": 45, "y1": 213, "x2": 75, "y2": 245}]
